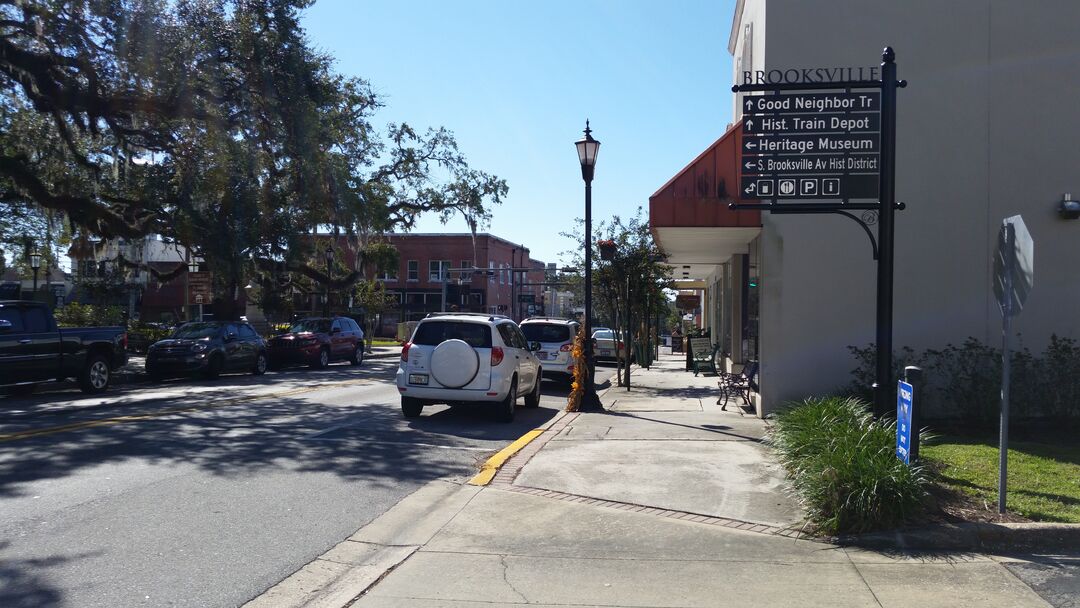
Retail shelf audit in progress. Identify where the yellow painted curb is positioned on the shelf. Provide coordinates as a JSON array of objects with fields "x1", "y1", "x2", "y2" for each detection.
[{"x1": 468, "y1": 428, "x2": 545, "y2": 486}]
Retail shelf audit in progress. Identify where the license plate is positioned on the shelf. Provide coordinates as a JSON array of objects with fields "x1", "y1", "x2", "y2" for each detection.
[
  {"x1": 408, "y1": 374, "x2": 429, "y2": 385},
  {"x1": 537, "y1": 352, "x2": 549, "y2": 360},
  {"x1": 600, "y1": 349, "x2": 612, "y2": 356}
]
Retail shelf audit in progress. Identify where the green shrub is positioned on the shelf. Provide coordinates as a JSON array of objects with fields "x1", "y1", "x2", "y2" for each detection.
[
  {"x1": 846, "y1": 336, "x2": 1080, "y2": 426},
  {"x1": 53, "y1": 302, "x2": 125, "y2": 327},
  {"x1": 771, "y1": 396, "x2": 931, "y2": 535}
]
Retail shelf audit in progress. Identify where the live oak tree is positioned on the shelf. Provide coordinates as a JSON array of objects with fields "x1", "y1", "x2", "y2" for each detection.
[{"x1": 0, "y1": 0, "x2": 506, "y2": 318}]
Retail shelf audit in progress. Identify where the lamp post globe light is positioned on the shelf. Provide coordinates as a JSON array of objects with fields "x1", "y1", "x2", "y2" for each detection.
[
  {"x1": 324, "y1": 245, "x2": 334, "y2": 317},
  {"x1": 575, "y1": 120, "x2": 603, "y2": 412},
  {"x1": 29, "y1": 251, "x2": 42, "y2": 294}
]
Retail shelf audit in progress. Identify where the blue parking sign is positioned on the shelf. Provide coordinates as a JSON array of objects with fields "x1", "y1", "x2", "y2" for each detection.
[{"x1": 896, "y1": 380, "x2": 914, "y2": 464}]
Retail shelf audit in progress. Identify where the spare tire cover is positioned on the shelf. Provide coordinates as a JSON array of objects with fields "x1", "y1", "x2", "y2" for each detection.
[{"x1": 430, "y1": 339, "x2": 480, "y2": 388}]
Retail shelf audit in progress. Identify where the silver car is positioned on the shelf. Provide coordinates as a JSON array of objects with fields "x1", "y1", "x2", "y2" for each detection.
[{"x1": 520, "y1": 318, "x2": 579, "y2": 383}]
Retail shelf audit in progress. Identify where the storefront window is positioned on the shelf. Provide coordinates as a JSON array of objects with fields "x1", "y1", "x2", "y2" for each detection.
[
  {"x1": 743, "y1": 236, "x2": 761, "y2": 362},
  {"x1": 721, "y1": 262, "x2": 733, "y2": 356}
]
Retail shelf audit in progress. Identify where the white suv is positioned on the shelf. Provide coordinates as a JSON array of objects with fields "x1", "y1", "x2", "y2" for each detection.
[
  {"x1": 396, "y1": 313, "x2": 543, "y2": 422},
  {"x1": 519, "y1": 317, "x2": 579, "y2": 383}
]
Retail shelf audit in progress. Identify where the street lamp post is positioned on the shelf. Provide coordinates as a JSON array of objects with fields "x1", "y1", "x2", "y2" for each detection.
[
  {"x1": 575, "y1": 121, "x2": 603, "y2": 412},
  {"x1": 324, "y1": 245, "x2": 334, "y2": 317},
  {"x1": 29, "y1": 251, "x2": 41, "y2": 296}
]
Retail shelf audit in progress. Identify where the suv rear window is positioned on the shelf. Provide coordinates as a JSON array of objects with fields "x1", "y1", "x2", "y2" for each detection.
[
  {"x1": 412, "y1": 321, "x2": 492, "y2": 348},
  {"x1": 521, "y1": 323, "x2": 572, "y2": 343}
]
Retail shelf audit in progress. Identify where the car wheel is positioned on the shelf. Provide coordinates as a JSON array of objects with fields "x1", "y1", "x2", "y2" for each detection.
[
  {"x1": 203, "y1": 354, "x2": 223, "y2": 379},
  {"x1": 524, "y1": 371, "x2": 542, "y2": 408},
  {"x1": 78, "y1": 354, "x2": 112, "y2": 394},
  {"x1": 311, "y1": 348, "x2": 330, "y2": 369},
  {"x1": 401, "y1": 397, "x2": 423, "y2": 418},
  {"x1": 495, "y1": 377, "x2": 517, "y2": 423},
  {"x1": 350, "y1": 344, "x2": 364, "y2": 366},
  {"x1": 252, "y1": 352, "x2": 268, "y2": 376}
]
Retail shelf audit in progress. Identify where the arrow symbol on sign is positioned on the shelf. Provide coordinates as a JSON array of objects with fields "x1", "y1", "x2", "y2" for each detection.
[
  {"x1": 744, "y1": 183, "x2": 757, "y2": 194},
  {"x1": 746, "y1": 119, "x2": 754, "y2": 130},
  {"x1": 744, "y1": 161, "x2": 755, "y2": 170},
  {"x1": 744, "y1": 98, "x2": 753, "y2": 110},
  {"x1": 745, "y1": 141, "x2": 756, "y2": 150}
]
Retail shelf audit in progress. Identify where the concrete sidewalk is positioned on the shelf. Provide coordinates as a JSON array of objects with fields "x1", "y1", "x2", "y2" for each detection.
[{"x1": 250, "y1": 353, "x2": 1062, "y2": 608}]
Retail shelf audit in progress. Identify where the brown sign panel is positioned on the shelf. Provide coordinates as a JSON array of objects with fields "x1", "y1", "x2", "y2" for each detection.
[{"x1": 675, "y1": 294, "x2": 701, "y2": 310}]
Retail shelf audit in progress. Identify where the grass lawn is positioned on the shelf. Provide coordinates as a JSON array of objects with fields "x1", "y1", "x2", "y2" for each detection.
[
  {"x1": 370, "y1": 339, "x2": 401, "y2": 347},
  {"x1": 922, "y1": 435, "x2": 1080, "y2": 523}
]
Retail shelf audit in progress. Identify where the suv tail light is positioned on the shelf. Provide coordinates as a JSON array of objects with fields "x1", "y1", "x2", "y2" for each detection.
[
  {"x1": 559, "y1": 343, "x2": 572, "y2": 352},
  {"x1": 617, "y1": 341, "x2": 624, "y2": 350},
  {"x1": 120, "y1": 332, "x2": 128, "y2": 350},
  {"x1": 401, "y1": 342, "x2": 412, "y2": 361},
  {"x1": 490, "y1": 346, "x2": 504, "y2": 366}
]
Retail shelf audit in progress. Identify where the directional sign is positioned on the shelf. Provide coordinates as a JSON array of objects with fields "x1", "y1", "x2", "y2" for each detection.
[
  {"x1": 993, "y1": 215, "x2": 1034, "y2": 318},
  {"x1": 741, "y1": 153, "x2": 879, "y2": 175},
  {"x1": 743, "y1": 113, "x2": 880, "y2": 135},
  {"x1": 742, "y1": 92, "x2": 880, "y2": 115},
  {"x1": 742, "y1": 132, "x2": 879, "y2": 155},
  {"x1": 740, "y1": 91, "x2": 881, "y2": 201},
  {"x1": 741, "y1": 174, "x2": 877, "y2": 200}
]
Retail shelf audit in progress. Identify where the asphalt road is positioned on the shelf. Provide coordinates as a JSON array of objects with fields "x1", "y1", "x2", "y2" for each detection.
[{"x1": 0, "y1": 358, "x2": 616, "y2": 608}]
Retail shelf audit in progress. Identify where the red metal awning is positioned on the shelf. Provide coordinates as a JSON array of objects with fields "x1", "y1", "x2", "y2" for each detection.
[{"x1": 649, "y1": 121, "x2": 760, "y2": 229}]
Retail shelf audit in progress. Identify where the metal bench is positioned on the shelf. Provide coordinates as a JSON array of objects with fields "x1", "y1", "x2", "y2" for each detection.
[
  {"x1": 690, "y1": 337, "x2": 719, "y2": 376},
  {"x1": 718, "y1": 361, "x2": 759, "y2": 410}
]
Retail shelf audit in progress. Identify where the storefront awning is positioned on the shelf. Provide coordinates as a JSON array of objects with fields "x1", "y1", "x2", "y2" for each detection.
[{"x1": 650, "y1": 121, "x2": 760, "y2": 281}]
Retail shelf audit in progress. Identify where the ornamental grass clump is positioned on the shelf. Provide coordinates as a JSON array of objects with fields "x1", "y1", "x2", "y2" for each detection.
[{"x1": 770, "y1": 396, "x2": 931, "y2": 535}]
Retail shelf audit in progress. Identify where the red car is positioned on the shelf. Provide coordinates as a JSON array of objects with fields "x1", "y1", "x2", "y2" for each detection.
[{"x1": 267, "y1": 316, "x2": 365, "y2": 370}]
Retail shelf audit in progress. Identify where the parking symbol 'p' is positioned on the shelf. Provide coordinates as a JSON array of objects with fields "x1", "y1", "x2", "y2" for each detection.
[{"x1": 800, "y1": 179, "x2": 818, "y2": 196}]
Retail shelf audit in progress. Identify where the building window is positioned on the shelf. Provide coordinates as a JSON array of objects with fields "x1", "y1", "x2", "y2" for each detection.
[
  {"x1": 489, "y1": 262, "x2": 495, "y2": 284},
  {"x1": 407, "y1": 260, "x2": 418, "y2": 281},
  {"x1": 499, "y1": 263, "x2": 506, "y2": 285},
  {"x1": 460, "y1": 260, "x2": 472, "y2": 282},
  {"x1": 428, "y1": 260, "x2": 451, "y2": 282},
  {"x1": 379, "y1": 264, "x2": 398, "y2": 281}
]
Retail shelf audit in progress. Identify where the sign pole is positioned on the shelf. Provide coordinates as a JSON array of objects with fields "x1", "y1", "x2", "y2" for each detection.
[
  {"x1": 874, "y1": 48, "x2": 898, "y2": 418},
  {"x1": 998, "y1": 224, "x2": 1014, "y2": 514}
]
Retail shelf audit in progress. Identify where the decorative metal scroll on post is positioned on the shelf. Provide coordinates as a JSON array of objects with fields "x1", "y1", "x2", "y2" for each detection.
[
  {"x1": 731, "y1": 47, "x2": 907, "y2": 418},
  {"x1": 992, "y1": 215, "x2": 1034, "y2": 514}
]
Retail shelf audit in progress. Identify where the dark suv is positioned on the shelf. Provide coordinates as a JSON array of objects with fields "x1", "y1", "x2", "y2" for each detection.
[
  {"x1": 146, "y1": 321, "x2": 268, "y2": 381},
  {"x1": 266, "y1": 316, "x2": 365, "y2": 370}
]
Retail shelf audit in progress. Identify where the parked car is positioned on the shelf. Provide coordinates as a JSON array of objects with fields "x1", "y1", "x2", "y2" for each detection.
[
  {"x1": 267, "y1": 316, "x2": 365, "y2": 370},
  {"x1": 0, "y1": 300, "x2": 128, "y2": 394},
  {"x1": 520, "y1": 317, "x2": 579, "y2": 383},
  {"x1": 145, "y1": 321, "x2": 267, "y2": 381},
  {"x1": 592, "y1": 329, "x2": 628, "y2": 362},
  {"x1": 396, "y1": 312, "x2": 543, "y2": 422}
]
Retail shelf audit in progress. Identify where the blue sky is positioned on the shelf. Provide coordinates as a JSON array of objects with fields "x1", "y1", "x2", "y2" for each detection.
[{"x1": 302, "y1": 0, "x2": 737, "y2": 266}]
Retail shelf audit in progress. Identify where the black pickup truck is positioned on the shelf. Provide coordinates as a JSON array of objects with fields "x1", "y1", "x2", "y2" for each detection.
[{"x1": 0, "y1": 300, "x2": 128, "y2": 394}]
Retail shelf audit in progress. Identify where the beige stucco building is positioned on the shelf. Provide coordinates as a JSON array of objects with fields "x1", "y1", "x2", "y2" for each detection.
[{"x1": 651, "y1": 0, "x2": 1080, "y2": 417}]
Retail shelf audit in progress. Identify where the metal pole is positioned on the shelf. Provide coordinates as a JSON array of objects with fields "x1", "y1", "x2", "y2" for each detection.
[
  {"x1": 32, "y1": 267, "x2": 38, "y2": 295},
  {"x1": 624, "y1": 272, "x2": 631, "y2": 389},
  {"x1": 998, "y1": 226, "x2": 1014, "y2": 514},
  {"x1": 580, "y1": 174, "x2": 602, "y2": 411},
  {"x1": 874, "y1": 47, "x2": 898, "y2": 417},
  {"x1": 904, "y1": 365, "x2": 923, "y2": 462}
]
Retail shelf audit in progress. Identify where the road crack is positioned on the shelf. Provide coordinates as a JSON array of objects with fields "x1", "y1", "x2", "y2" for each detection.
[{"x1": 500, "y1": 554, "x2": 529, "y2": 603}]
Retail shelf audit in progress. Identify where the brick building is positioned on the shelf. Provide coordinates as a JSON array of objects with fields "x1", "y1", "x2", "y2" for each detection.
[{"x1": 368, "y1": 233, "x2": 547, "y2": 336}]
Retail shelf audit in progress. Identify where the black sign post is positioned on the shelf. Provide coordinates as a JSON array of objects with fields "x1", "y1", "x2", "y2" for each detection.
[{"x1": 731, "y1": 48, "x2": 907, "y2": 417}]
